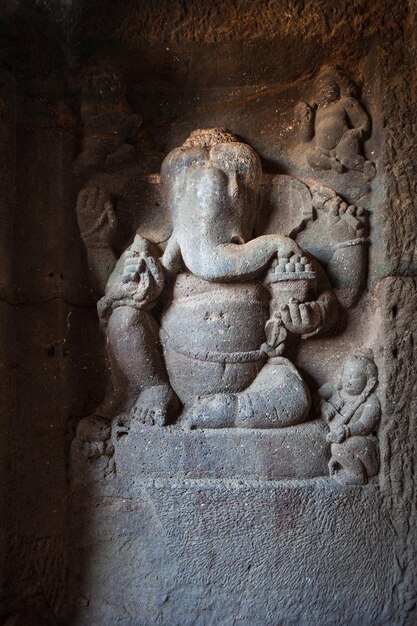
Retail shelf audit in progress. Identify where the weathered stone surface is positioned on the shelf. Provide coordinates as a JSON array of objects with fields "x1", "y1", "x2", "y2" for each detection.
[
  {"x1": 1, "y1": 1, "x2": 417, "y2": 625},
  {"x1": 72, "y1": 421, "x2": 329, "y2": 485},
  {"x1": 70, "y1": 480, "x2": 393, "y2": 625},
  {"x1": 379, "y1": 277, "x2": 417, "y2": 623}
]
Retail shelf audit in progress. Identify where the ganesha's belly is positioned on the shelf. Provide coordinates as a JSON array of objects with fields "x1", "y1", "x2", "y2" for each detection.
[
  {"x1": 161, "y1": 273, "x2": 269, "y2": 355},
  {"x1": 160, "y1": 274, "x2": 269, "y2": 402}
]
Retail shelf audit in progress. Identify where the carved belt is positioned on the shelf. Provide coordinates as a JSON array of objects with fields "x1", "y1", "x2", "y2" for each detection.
[{"x1": 164, "y1": 339, "x2": 265, "y2": 364}]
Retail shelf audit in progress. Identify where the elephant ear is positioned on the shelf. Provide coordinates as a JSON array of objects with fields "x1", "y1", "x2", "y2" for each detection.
[
  {"x1": 257, "y1": 175, "x2": 314, "y2": 240},
  {"x1": 259, "y1": 174, "x2": 368, "y2": 264}
]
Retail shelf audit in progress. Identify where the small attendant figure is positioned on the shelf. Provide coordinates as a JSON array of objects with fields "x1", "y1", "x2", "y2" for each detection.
[
  {"x1": 75, "y1": 65, "x2": 142, "y2": 172},
  {"x1": 295, "y1": 65, "x2": 375, "y2": 180},
  {"x1": 318, "y1": 350, "x2": 380, "y2": 485}
]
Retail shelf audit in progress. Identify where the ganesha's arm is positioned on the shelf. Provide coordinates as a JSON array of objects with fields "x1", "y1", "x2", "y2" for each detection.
[
  {"x1": 327, "y1": 239, "x2": 368, "y2": 309},
  {"x1": 180, "y1": 234, "x2": 302, "y2": 282},
  {"x1": 97, "y1": 254, "x2": 127, "y2": 321},
  {"x1": 313, "y1": 288, "x2": 339, "y2": 336},
  {"x1": 214, "y1": 235, "x2": 301, "y2": 280},
  {"x1": 98, "y1": 234, "x2": 164, "y2": 322}
]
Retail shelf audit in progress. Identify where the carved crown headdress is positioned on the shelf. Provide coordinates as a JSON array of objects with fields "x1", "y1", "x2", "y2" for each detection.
[{"x1": 181, "y1": 128, "x2": 238, "y2": 150}]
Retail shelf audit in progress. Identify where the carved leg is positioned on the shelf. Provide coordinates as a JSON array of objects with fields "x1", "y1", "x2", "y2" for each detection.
[
  {"x1": 335, "y1": 135, "x2": 375, "y2": 179},
  {"x1": 356, "y1": 436, "x2": 379, "y2": 478},
  {"x1": 107, "y1": 306, "x2": 180, "y2": 425},
  {"x1": 183, "y1": 357, "x2": 310, "y2": 429},
  {"x1": 307, "y1": 147, "x2": 344, "y2": 173},
  {"x1": 329, "y1": 441, "x2": 367, "y2": 485}
]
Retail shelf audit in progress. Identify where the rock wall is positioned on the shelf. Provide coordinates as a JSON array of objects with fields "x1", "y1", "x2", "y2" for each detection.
[{"x1": 1, "y1": 2, "x2": 416, "y2": 625}]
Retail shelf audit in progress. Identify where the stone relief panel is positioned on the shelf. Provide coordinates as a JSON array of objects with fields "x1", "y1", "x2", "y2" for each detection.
[
  {"x1": 74, "y1": 111, "x2": 377, "y2": 483},
  {"x1": 5, "y1": 3, "x2": 416, "y2": 620},
  {"x1": 288, "y1": 65, "x2": 377, "y2": 208},
  {"x1": 74, "y1": 65, "x2": 142, "y2": 174},
  {"x1": 71, "y1": 67, "x2": 380, "y2": 486}
]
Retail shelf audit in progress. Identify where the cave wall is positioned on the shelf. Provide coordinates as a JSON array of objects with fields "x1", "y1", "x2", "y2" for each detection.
[{"x1": 0, "y1": 1, "x2": 416, "y2": 624}]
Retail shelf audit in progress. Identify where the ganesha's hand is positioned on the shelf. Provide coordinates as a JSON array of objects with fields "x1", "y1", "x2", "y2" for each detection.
[
  {"x1": 122, "y1": 253, "x2": 144, "y2": 284},
  {"x1": 280, "y1": 297, "x2": 322, "y2": 335},
  {"x1": 261, "y1": 314, "x2": 288, "y2": 357},
  {"x1": 274, "y1": 236, "x2": 303, "y2": 260},
  {"x1": 327, "y1": 198, "x2": 367, "y2": 240},
  {"x1": 121, "y1": 252, "x2": 164, "y2": 307},
  {"x1": 76, "y1": 186, "x2": 117, "y2": 248}
]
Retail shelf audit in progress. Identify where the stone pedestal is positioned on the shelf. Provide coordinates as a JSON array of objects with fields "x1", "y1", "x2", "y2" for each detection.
[
  {"x1": 70, "y1": 421, "x2": 329, "y2": 488},
  {"x1": 70, "y1": 479, "x2": 393, "y2": 625},
  {"x1": 70, "y1": 421, "x2": 394, "y2": 624},
  {"x1": 113, "y1": 420, "x2": 329, "y2": 481}
]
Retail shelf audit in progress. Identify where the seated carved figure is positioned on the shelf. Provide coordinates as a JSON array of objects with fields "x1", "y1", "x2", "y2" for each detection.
[
  {"x1": 75, "y1": 66, "x2": 142, "y2": 172},
  {"x1": 76, "y1": 129, "x2": 375, "y2": 439},
  {"x1": 318, "y1": 350, "x2": 380, "y2": 485},
  {"x1": 91, "y1": 129, "x2": 343, "y2": 430},
  {"x1": 295, "y1": 65, "x2": 375, "y2": 180}
]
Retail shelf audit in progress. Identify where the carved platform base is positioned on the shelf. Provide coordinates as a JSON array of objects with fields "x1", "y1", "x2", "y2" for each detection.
[
  {"x1": 118, "y1": 420, "x2": 329, "y2": 481},
  {"x1": 71, "y1": 419, "x2": 329, "y2": 486}
]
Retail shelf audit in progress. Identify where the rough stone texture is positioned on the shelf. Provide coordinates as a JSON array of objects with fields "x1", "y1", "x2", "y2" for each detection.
[
  {"x1": 1, "y1": 1, "x2": 417, "y2": 625},
  {"x1": 380, "y1": 7, "x2": 417, "y2": 276},
  {"x1": 69, "y1": 481, "x2": 394, "y2": 625},
  {"x1": 380, "y1": 277, "x2": 417, "y2": 624},
  {"x1": 0, "y1": 69, "x2": 16, "y2": 621},
  {"x1": 72, "y1": 421, "x2": 329, "y2": 485}
]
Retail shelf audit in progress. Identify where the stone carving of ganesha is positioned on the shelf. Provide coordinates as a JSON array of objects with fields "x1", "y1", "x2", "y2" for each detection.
[{"x1": 76, "y1": 128, "x2": 368, "y2": 438}]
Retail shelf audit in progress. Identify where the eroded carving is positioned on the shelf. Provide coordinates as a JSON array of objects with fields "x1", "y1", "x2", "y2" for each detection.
[
  {"x1": 75, "y1": 128, "x2": 371, "y2": 442},
  {"x1": 75, "y1": 66, "x2": 142, "y2": 172},
  {"x1": 318, "y1": 350, "x2": 380, "y2": 485},
  {"x1": 262, "y1": 176, "x2": 369, "y2": 309},
  {"x1": 295, "y1": 66, "x2": 375, "y2": 179}
]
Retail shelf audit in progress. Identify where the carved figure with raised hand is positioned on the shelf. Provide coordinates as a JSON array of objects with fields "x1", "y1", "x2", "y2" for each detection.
[
  {"x1": 75, "y1": 65, "x2": 142, "y2": 172},
  {"x1": 318, "y1": 350, "x2": 380, "y2": 485},
  {"x1": 105, "y1": 129, "x2": 342, "y2": 428},
  {"x1": 77, "y1": 129, "x2": 344, "y2": 433},
  {"x1": 74, "y1": 185, "x2": 122, "y2": 456},
  {"x1": 98, "y1": 231, "x2": 180, "y2": 426},
  {"x1": 295, "y1": 65, "x2": 375, "y2": 179},
  {"x1": 74, "y1": 186, "x2": 179, "y2": 464}
]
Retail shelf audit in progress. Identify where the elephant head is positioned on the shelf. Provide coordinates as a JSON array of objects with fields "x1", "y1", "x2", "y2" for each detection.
[{"x1": 161, "y1": 128, "x2": 297, "y2": 281}]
